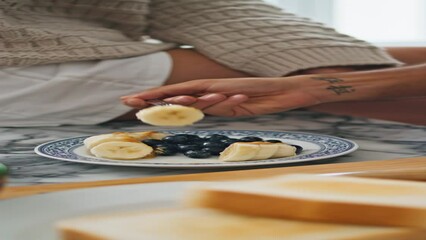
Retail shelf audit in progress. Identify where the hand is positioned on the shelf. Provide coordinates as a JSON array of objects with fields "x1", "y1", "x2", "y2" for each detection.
[{"x1": 121, "y1": 76, "x2": 323, "y2": 117}]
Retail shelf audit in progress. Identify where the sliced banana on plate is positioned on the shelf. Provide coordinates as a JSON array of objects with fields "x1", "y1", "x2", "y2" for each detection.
[
  {"x1": 272, "y1": 143, "x2": 298, "y2": 158},
  {"x1": 219, "y1": 142, "x2": 296, "y2": 162},
  {"x1": 90, "y1": 141, "x2": 153, "y2": 160},
  {"x1": 128, "y1": 131, "x2": 168, "y2": 141},
  {"x1": 84, "y1": 131, "x2": 167, "y2": 150},
  {"x1": 136, "y1": 105, "x2": 204, "y2": 127},
  {"x1": 252, "y1": 142, "x2": 280, "y2": 160},
  {"x1": 83, "y1": 133, "x2": 139, "y2": 150},
  {"x1": 219, "y1": 142, "x2": 261, "y2": 162},
  {"x1": 84, "y1": 131, "x2": 166, "y2": 160}
]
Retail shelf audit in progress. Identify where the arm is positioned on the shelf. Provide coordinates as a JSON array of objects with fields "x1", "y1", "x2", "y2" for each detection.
[
  {"x1": 122, "y1": 63, "x2": 426, "y2": 117},
  {"x1": 148, "y1": 0, "x2": 398, "y2": 77},
  {"x1": 309, "y1": 63, "x2": 426, "y2": 103},
  {"x1": 386, "y1": 47, "x2": 426, "y2": 65}
]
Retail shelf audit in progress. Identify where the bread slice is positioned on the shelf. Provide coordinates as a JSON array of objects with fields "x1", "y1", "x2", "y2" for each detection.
[
  {"x1": 185, "y1": 174, "x2": 426, "y2": 229},
  {"x1": 57, "y1": 208, "x2": 425, "y2": 240}
]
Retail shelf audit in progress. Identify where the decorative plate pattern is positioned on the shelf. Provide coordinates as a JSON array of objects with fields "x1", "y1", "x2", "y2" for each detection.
[{"x1": 34, "y1": 130, "x2": 358, "y2": 168}]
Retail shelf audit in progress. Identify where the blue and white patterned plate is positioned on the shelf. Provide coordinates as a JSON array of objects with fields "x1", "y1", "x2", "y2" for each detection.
[{"x1": 34, "y1": 130, "x2": 358, "y2": 168}]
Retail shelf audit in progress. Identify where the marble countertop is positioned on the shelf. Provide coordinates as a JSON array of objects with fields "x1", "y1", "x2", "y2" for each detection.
[{"x1": 1, "y1": 110, "x2": 424, "y2": 187}]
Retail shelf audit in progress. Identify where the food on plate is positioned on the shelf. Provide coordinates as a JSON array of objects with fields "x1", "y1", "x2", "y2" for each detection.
[
  {"x1": 84, "y1": 131, "x2": 165, "y2": 160},
  {"x1": 84, "y1": 132, "x2": 303, "y2": 161},
  {"x1": 136, "y1": 105, "x2": 204, "y2": 126},
  {"x1": 142, "y1": 133, "x2": 301, "y2": 160},
  {"x1": 83, "y1": 133, "x2": 139, "y2": 150},
  {"x1": 90, "y1": 141, "x2": 153, "y2": 160},
  {"x1": 186, "y1": 174, "x2": 426, "y2": 229},
  {"x1": 219, "y1": 142, "x2": 296, "y2": 162},
  {"x1": 83, "y1": 131, "x2": 166, "y2": 150},
  {"x1": 128, "y1": 131, "x2": 168, "y2": 141},
  {"x1": 56, "y1": 174, "x2": 426, "y2": 239}
]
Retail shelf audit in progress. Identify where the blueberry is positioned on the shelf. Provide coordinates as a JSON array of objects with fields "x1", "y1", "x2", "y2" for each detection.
[
  {"x1": 220, "y1": 138, "x2": 239, "y2": 146},
  {"x1": 202, "y1": 141, "x2": 227, "y2": 149},
  {"x1": 177, "y1": 144, "x2": 200, "y2": 152},
  {"x1": 291, "y1": 144, "x2": 303, "y2": 154},
  {"x1": 238, "y1": 136, "x2": 263, "y2": 142},
  {"x1": 202, "y1": 146, "x2": 225, "y2": 155},
  {"x1": 266, "y1": 139, "x2": 282, "y2": 143},
  {"x1": 154, "y1": 143, "x2": 179, "y2": 156},
  {"x1": 203, "y1": 134, "x2": 229, "y2": 142},
  {"x1": 183, "y1": 134, "x2": 202, "y2": 143},
  {"x1": 190, "y1": 140, "x2": 205, "y2": 146},
  {"x1": 163, "y1": 134, "x2": 200, "y2": 144},
  {"x1": 184, "y1": 150, "x2": 211, "y2": 158},
  {"x1": 142, "y1": 139, "x2": 164, "y2": 147}
]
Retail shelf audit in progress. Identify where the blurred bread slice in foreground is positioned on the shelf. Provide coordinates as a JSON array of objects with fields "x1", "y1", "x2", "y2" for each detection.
[
  {"x1": 57, "y1": 208, "x2": 425, "y2": 240},
  {"x1": 186, "y1": 174, "x2": 426, "y2": 229},
  {"x1": 56, "y1": 174, "x2": 426, "y2": 239}
]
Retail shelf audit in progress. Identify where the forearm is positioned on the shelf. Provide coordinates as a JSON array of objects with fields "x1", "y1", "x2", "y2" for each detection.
[
  {"x1": 306, "y1": 63, "x2": 426, "y2": 104},
  {"x1": 385, "y1": 47, "x2": 426, "y2": 65}
]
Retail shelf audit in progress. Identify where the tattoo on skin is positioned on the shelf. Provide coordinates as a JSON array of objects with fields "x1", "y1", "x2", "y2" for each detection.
[
  {"x1": 312, "y1": 77, "x2": 355, "y2": 95},
  {"x1": 326, "y1": 85, "x2": 355, "y2": 95},
  {"x1": 312, "y1": 77, "x2": 344, "y2": 83}
]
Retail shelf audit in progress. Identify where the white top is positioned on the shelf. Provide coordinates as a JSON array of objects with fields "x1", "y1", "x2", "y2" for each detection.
[{"x1": 0, "y1": 52, "x2": 172, "y2": 127}]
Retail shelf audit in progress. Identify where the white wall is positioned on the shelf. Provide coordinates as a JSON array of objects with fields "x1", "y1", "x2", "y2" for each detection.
[{"x1": 264, "y1": 0, "x2": 426, "y2": 46}]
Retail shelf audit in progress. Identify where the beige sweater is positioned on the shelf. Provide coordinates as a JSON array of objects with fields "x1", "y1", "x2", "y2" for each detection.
[{"x1": 0, "y1": 0, "x2": 399, "y2": 76}]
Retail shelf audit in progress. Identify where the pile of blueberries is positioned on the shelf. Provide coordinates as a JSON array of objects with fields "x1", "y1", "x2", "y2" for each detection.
[{"x1": 142, "y1": 134, "x2": 303, "y2": 159}]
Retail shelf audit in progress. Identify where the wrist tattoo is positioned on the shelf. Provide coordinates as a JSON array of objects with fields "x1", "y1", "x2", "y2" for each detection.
[
  {"x1": 326, "y1": 85, "x2": 355, "y2": 95},
  {"x1": 312, "y1": 77, "x2": 355, "y2": 95},
  {"x1": 312, "y1": 77, "x2": 344, "y2": 83}
]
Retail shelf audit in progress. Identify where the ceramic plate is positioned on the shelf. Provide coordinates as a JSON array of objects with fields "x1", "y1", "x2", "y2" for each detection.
[
  {"x1": 34, "y1": 130, "x2": 358, "y2": 168},
  {"x1": 0, "y1": 182, "x2": 196, "y2": 240}
]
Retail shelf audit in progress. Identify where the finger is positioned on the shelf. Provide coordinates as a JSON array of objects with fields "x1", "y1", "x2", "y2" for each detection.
[
  {"x1": 203, "y1": 94, "x2": 249, "y2": 116},
  {"x1": 121, "y1": 80, "x2": 208, "y2": 100},
  {"x1": 121, "y1": 98, "x2": 149, "y2": 109},
  {"x1": 164, "y1": 94, "x2": 228, "y2": 109},
  {"x1": 163, "y1": 96, "x2": 198, "y2": 105},
  {"x1": 189, "y1": 93, "x2": 228, "y2": 110}
]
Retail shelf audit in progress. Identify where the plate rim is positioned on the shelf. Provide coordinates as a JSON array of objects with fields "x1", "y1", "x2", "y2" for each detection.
[{"x1": 34, "y1": 130, "x2": 358, "y2": 169}]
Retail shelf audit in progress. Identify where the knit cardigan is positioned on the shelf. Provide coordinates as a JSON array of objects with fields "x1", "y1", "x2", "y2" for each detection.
[{"x1": 0, "y1": 0, "x2": 399, "y2": 76}]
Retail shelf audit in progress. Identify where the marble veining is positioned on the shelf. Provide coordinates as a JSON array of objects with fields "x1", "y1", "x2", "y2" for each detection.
[{"x1": 1, "y1": 110, "x2": 424, "y2": 186}]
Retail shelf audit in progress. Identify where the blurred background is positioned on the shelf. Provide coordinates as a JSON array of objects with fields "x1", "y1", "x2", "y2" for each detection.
[{"x1": 265, "y1": 0, "x2": 426, "y2": 46}]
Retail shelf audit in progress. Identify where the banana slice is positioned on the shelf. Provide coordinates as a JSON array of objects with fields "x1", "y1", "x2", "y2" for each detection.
[
  {"x1": 128, "y1": 131, "x2": 167, "y2": 140},
  {"x1": 272, "y1": 144, "x2": 297, "y2": 158},
  {"x1": 219, "y1": 142, "x2": 297, "y2": 162},
  {"x1": 136, "y1": 105, "x2": 204, "y2": 127},
  {"x1": 251, "y1": 142, "x2": 280, "y2": 160},
  {"x1": 90, "y1": 141, "x2": 153, "y2": 160},
  {"x1": 84, "y1": 131, "x2": 167, "y2": 150},
  {"x1": 83, "y1": 133, "x2": 139, "y2": 150},
  {"x1": 219, "y1": 142, "x2": 261, "y2": 162}
]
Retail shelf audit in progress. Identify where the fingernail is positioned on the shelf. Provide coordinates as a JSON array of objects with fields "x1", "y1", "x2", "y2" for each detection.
[
  {"x1": 199, "y1": 93, "x2": 225, "y2": 100},
  {"x1": 164, "y1": 96, "x2": 195, "y2": 105},
  {"x1": 125, "y1": 98, "x2": 142, "y2": 105}
]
